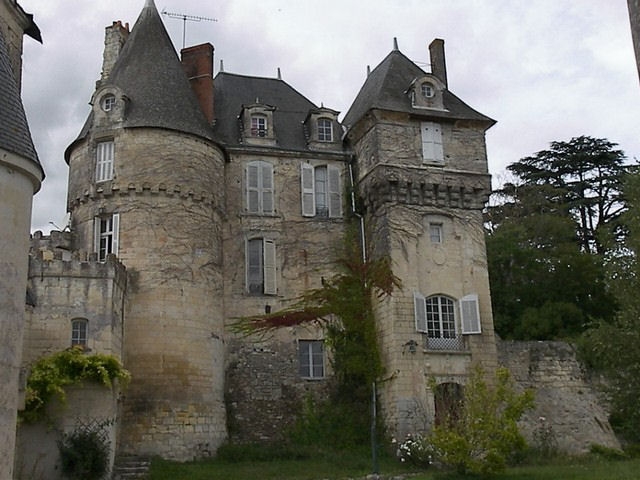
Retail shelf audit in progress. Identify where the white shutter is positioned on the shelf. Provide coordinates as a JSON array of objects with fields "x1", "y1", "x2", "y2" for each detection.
[
  {"x1": 421, "y1": 122, "x2": 443, "y2": 163},
  {"x1": 460, "y1": 293, "x2": 481, "y2": 334},
  {"x1": 261, "y1": 163, "x2": 274, "y2": 214},
  {"x1": 414, "y1": 291, "x2": 427, "y2": 333},
  {"x1": 328, "y1": 165, "x2": 342, "y2": 218},
  {"x1": 93, "y1": 217, "x2": 101, "y2": 254},
  {"x1": 301, "y1": 163, "x2": 315, "y2": 217},
  {"x1": 111, "y1": 213, "x2": 120, "y2": 257},
  {"x1": 247, "y1": 163, "x2": 260, "y2": 213},
  {"x1": 263, "y1": 239, "x2": 277, "y2": 295}
]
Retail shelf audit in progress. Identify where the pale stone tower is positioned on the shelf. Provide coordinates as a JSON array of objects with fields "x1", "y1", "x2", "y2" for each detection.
[
  {"x1": 0, "y1": 1, "x2": 42, "y2": 477},
  {"x1": 344, "y1": 39, "x2": 498, "y2": 436},
  {"x1": 64, "y1": 0, "x2": 226, "y2": 459}
]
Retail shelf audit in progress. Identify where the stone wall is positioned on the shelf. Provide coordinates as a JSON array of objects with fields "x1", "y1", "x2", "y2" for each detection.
[{"x1": 498, "y1": 340, "x2": 619, "y2": 454}]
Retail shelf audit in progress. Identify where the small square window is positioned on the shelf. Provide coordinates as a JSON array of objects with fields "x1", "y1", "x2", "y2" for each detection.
[
  {"x1": 101, "y1": 94, "x2": 116, "y2": 112},
  {"x1": 421, "y1": 82, "x2": 435, "y2": 98},
  {"x1": 430, "y1": 223, "x2": 443, "y2": 243},
  {"x1": 71, "y1": 319, "x2": 88, "y2": 347},
  {"x1": 251, "y1": 115, "x2": 267, "y2": 137}
]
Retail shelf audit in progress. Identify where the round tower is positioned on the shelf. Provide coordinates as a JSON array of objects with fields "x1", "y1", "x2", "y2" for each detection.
[{"x1": 65, "y1": 1, "x2": 226, "y2": 459}]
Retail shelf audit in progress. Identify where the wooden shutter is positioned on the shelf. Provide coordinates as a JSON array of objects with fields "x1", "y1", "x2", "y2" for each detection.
[
  {"x1": 247, "y1": 163, "x2": 260, "y2": 213},
  {"x1": 261, "y1": 162, "x2": 274, "y2": 214},
  {"x1": 93, "y1": 217, "x2": 101, "y2": 254},
  {"x1": 263, "y1": 239, "x2": 277, "y2": 295},
  {"x1": 301, "y1": 163, "x2": 315, "y2": 217},
  {"x1": 414, "y1": 292, "x2": 427, "y2": 333},
  {"x1": 111, "y1": 213, "x2": 120, "y2": 257},
  {"x1": 460, "y1": 294, "x2": 481, "y2": 334},
  {"x1": 421, "y1": 122, "x2": 443, "y2": 163},
  {"x1": 328, "y1": 165, "x2": 342, "y2": 218}
]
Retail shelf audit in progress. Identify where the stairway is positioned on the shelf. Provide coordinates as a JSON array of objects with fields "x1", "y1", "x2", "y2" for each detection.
[{"x1": 112, "y1": 455, "x2": 151, "y2": 479}]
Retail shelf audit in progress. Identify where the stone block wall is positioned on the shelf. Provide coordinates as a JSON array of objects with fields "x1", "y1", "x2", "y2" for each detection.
[{"x1": 498, "y1": 340, "x2": 620, "y2": 454}]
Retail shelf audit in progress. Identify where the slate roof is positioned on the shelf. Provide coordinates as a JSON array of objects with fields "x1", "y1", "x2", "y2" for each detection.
[
  {"x1": 69, "y1": 0, "x2": 213, "y2": 151},
  {"x1": 0, "y1": 27, "x2": 43, "y2": 178},
  {"x1": 343, "y1": 49, "x2": 495, "y2": 129},
  {"x1": 212, "y1": 72, "x2": 319, "y2": 151}
]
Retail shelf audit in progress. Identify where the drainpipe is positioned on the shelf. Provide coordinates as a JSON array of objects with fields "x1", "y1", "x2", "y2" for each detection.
[{"x1": 348, "y1": 161, "x2": 366, "y2": 263}]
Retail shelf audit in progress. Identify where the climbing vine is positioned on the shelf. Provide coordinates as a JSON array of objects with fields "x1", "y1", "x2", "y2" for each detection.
[
  {"x1": 232, "y1": 222, "x2": 400, "y2": 444},
  {"x1": 20, "y1": 347, "x2": 130, "y2": 423}
]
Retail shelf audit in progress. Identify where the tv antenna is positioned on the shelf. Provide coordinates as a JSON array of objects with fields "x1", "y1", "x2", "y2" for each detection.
[{"x1": 161, "y1": 9, "x2": 217, "y2": 49}]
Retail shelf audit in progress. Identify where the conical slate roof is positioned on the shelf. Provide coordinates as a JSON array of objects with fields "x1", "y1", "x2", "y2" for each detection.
[
  {"x1": 69, "y1": 0, "x2": 212, "y2": 151},
  {"x1": 343, "y1": 49, "x2": 495, "y2": 129},
  {"x1": 0, "y1": 28, "x2": 44, "y2": 180}
]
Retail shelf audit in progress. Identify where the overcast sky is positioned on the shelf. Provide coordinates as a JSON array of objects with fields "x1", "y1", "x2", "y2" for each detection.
[{"x1": 19, "y1": 0, "x2": 640, "y2": 233}]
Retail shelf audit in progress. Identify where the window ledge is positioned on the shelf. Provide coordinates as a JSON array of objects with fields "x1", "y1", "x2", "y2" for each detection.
[{"x1": 422, "y1": 349, "x2": 470, "y2": 356}]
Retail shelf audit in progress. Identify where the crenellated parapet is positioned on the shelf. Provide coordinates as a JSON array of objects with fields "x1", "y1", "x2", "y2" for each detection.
[{"x1": 358, "y1": 163, "x2": 491, "y2": 212}]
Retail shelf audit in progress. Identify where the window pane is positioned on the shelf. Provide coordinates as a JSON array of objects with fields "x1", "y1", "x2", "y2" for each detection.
[
  {"x1": 315, "y1": 166, "x2": 328, "y2": 216},
  {"x1": 247, "y1": 239, "x2": 263, "y2": 293}
]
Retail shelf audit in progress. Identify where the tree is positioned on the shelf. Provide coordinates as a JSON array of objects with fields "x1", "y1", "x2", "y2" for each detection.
[
  {"x1": 486, "y1": 137, "x2": 626, "y2": 339},
  {"x1": 580, "y1": 169, "x2": 640, "y2": 442}
]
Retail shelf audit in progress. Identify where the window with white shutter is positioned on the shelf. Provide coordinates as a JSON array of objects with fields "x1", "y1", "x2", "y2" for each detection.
[
  {"x1": 246, "y1": 161, "x2": 274, "y2": 214},
  {"x1": 301, "y1": 163, "x2": 342, "y2": 218},
  {"x1": 95, "y1": 140, "x2": 114, "y2": 182},
  {"x1": 94, "y1": 213, "x2": 119, "y2": 261},
  {"x1": 460, "y1": 294, "x2": 481, "y2": 334},
  {"x1": 414, "y1": 292, "x2": 428, "y2": 333},
  {"x1": 421, "y1": 121, "x2": 443, "y2": 163}
]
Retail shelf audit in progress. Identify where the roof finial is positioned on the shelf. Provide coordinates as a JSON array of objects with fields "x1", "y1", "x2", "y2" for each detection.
[
  {"x1": 366, "y1": 65, "x2": 371, "y2": 77},
  {"x1": 277, "y1": 67, "x2": 282, "y2": 80},
  {"x1": 219, "y1": 59, "x2": 224, "y2": 72},
  {"x1": 393, "y1": 37, "x2": 399, "y2": 51}
]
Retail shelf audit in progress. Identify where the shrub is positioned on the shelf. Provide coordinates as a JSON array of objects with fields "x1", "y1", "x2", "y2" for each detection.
[
  {"x1": 58, "y1": 418, "x2": 113, "y2": 479},
  {"x1": 426, "y1": 367, "x2": 534, "y2": 475}
]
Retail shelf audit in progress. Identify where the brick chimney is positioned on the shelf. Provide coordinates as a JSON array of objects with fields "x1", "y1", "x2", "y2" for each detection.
[
  {"x1": 181, "y1": 43, "x2": 215, "y2": 124},
  {"x1": 429, "y1": 38, "x2": 447, "y2": 88},
  {"x1": 100, "y1": 21, "x2": 129, "y2": 83}
]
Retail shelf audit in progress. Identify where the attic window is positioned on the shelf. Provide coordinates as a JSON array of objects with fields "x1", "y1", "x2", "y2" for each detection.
[
  {"x1": 101, "y1": 94, "x2": 116, "y2": 112},
  {"x1": 317, "y1": 118, "x2": 333, "y2": 142},
  {"x1": 421, "y1": 82, "x2": 435, "y2": 98},
  {"x1": 251, "y1": 115, "x2": 268, "y2": 137}
]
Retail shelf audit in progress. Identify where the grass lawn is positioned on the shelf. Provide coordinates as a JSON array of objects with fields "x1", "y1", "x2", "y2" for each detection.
[{"x1": 149, "y1": 453, "x2": 640, "y2": 480}]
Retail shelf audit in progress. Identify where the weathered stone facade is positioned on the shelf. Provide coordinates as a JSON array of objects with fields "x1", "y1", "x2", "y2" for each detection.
[{"x1": 13, "y1": 3, "x2": 622, "y2": 477}]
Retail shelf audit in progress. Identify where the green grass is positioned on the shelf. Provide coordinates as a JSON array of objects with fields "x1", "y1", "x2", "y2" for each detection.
[{"x1": 149, "y1": 452, "x2": 640, "y2": 480}]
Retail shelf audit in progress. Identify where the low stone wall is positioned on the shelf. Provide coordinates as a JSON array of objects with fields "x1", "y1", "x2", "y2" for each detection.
[{"x1": 498, "y1": 340, "x2": 619, "y2": 454}]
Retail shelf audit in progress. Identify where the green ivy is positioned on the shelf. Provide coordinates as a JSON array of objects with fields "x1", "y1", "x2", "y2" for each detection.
[{"x1": 20, "y1": 347, "x2": 130, "y2": 423}]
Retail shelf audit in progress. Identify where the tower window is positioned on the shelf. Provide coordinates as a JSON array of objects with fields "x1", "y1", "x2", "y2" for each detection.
[
  {"x1": 421, "y1": 121, "x2": 444, "y2": 163},
  {"x1": 94, "y1": 213, "x2": 120, "y2": 261},
  {"x1": 298, "y1": 340, "x2": 325, "y2": 379},
  {"x1": 421, "y1": 82, "x2": 435, "y2": 98},
  {"x1": 246, "y1": 238, "x2": 277, "y2": 295},
  {"x1": 251, "y1": 115, "x2": 268, "y2": 137},
  {"x1": 430, "y1": 223, "x2": 443, "y2": 243},
  {"x1": 317, "y1": 118, "x2": 333, "y2": 142},
  {"x1": 71, "y1": 318, "x2": 88, "y2": 347},
  {"x1": 101, "y1": 94, "x2": 116, "y2": 112},
  {"x1": 95, "y1": 140, "x2": 114, "y2": 182}
]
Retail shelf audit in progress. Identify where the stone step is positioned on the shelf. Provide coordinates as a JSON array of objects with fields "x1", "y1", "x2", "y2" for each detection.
[{"x1": 112, "y1": 456, "x2": 151, "y2": 480}]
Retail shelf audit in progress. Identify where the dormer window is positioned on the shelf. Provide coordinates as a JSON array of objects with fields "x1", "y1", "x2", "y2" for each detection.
[
  {"x1": 101, "y1": 94, "x2": 116, "y2": 112},
  {"x1": 421, "y1": 82, "x2": 435, "y2": 98},
  {"x1": 251, "y1": 115, "x2": 268, "y2": 137},
  {"x1": 317, "y1": 118, "x2": 333, "y2": 142}
]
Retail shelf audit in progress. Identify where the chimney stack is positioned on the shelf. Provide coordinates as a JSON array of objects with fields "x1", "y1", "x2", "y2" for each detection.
[
  {"x1": 100, "y1": 21, "x2": 129, "y2": 83},
  {"x1": 429, "y1": 38, "x2": 447, "y2": 88},
  {"x1": 181, "y1": 43, "x2": 215, "y2": 124}
]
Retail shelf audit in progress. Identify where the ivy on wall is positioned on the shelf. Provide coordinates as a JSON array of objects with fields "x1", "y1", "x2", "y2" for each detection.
[{"x1": 20, "y1": 347, "x2": 130, "y2": 423}]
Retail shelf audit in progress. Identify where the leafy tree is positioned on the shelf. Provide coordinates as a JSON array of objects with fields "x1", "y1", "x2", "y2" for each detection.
[
  {"x1": 486, "y1": 137, "x2": 627, "y2": 339},
  {"x1": 580, "y1": 169, "x2": 640, "y2": 442}
]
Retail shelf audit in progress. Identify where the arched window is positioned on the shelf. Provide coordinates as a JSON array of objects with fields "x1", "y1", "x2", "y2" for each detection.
[{"x1": 71, "y1": 318, "x2": 88, "y2": 347}]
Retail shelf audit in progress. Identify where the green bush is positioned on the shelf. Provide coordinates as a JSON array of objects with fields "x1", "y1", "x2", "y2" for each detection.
[
  {"x1": 425, "y1": 367, "x2": 534, "y2": 475},
  {"x1": 58, "y1": 419, "x2": 112, "y2": 479}
]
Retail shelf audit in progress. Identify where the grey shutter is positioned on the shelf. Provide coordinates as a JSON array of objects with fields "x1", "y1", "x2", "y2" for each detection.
[
  {"x1": 263, "y1": 239, "x2": 277, "y2": 295},
  {"x1": 414, "y1": 292, "x2": 427, "y2": 333},
  {"x1": 111, "y1": 213, "x2": 120, "y2": 257},
  {"x1": 262, "y1": 162, "x2": 274, "y2": 214},
  {"x1": 328, "y1": 165, "x2": 342, "y2": 218},
  {"x1": 460, "y1": 294, "x2": 481, "y2": 334},
  {"x1": 247, "y1": 163, "x2": 260, "y2": 213},
  {"x1": 301, "y1": 163, "x2": 315, "y2": 217}
]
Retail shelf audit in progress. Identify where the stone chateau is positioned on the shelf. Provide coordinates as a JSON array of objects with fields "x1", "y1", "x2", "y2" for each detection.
[{"x1": 2, "y1": 0, "x2": 621, "y2": 478}]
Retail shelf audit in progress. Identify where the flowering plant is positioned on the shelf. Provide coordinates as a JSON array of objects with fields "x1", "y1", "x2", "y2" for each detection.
[{"x1": 394, "y1": 433, "x2": 437, "y2": 467}]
